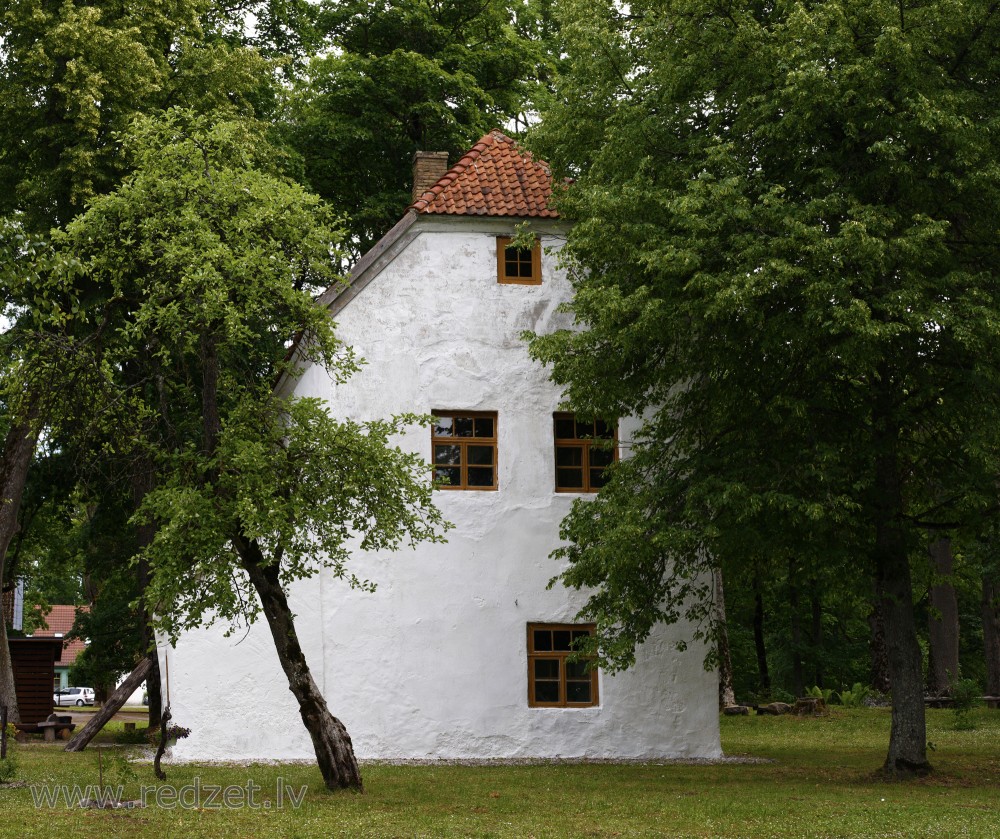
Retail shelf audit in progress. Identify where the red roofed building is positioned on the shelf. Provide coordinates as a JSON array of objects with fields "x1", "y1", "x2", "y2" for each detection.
[
  {"x1": 163, "y1": 132, "x2": 720, "y2": 763},
  {"x1": 30, "y1": 604, "x2": 89, "y2": 690}
]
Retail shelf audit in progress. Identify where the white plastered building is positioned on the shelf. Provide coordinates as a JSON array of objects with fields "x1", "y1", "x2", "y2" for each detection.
[{"x1": 159, "y1": 132, "x2": 721, "y2": 762}]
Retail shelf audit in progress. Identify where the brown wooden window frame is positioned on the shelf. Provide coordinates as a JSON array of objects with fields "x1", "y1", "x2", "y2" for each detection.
[
  {"x1": 431, "y1": 410, "x2": 498, "y2": 491},
  {"x1": 527, "y1": 623, "x2": 599, "y2": 708},
  {"x1": 497, "y1": 236, "x2": 542, "y2": 285},
  {"x1": 553, "y1": 413, "x2": 618, "y2": 493}
]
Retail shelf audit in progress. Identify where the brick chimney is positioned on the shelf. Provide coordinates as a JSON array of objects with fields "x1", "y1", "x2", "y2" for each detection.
[{"x1": 412, "y1": 151, "x2": 449, "y2": 201}]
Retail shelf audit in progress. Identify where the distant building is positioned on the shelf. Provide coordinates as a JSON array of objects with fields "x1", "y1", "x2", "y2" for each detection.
[{"x1": 29, "y1": 605, "x2": 89, "y2": 689}]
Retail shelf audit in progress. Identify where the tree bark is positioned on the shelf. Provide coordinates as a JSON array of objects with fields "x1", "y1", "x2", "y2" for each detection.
[
  {"x1": 788, "y1": 558, "x2": 804, "y2": 697},
  {"x1": 927, "y1": 537, "x2": 960, "y2": 694},
  {"x1": 810, "y1": 589, "x2": 823, "y2": 688},
  {"x1": 713, "y1": 567, "x2": 736, "y2": 708},
  {"x1": 238, "y1": 537, "x2": 363, "y2": 791},
  {"x1": 868, "y1": 601, "x2": 891, "y2": 694},
  {"x1": 752, "y1": 569, "x2": 771, "y2": 696},
  {"x1": 873, "y1": 423, "x2": 930, "y2": 777},
  {"x1": 64, "y1": 656, "x2": 152, "y2": 751},
  {"x1": 982, "y1": 573, "x2": 1000, "y2": 697},
  {"x1": 131, "y1": 452, "x2": 162, "y2": 730},
  {"x1": 0, "y1": 417, "x2": 41, "y2": 725}
]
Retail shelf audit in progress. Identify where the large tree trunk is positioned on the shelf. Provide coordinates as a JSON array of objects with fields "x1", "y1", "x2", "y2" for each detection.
[
  {"x1": 65, "y1": 656, "x2": 152, "y2": 751},
  {"x1": 982, "y1": 573, "x2": 1000, "y2": 697},
  {"x1": 714, "y1": 567, "x2": 736, "y2": 707},
  {"x1": 788, "y1": 558, "x2": 805, "y2": 697},
  {"x1": 868, "y1": 600, "x2": 891, "y2": 694},
  {"x1": 927, "y1": 537, "x2": 960, "y2": 694},
  {"x1": 0, "y1": 417, "x2": 41, "y2": 724},
  {"x1": 873, "y1": 422, "x2": 930, "y2": 777},
  {"x1": 238, "y1": 538, "x2": 363, "y2": 791},
  {"x1": 752, "y1": 569, "x2": 771, "y2": 696},
  {"x1": 810, "y1": 588, "x2": 823, "y2": 688}
]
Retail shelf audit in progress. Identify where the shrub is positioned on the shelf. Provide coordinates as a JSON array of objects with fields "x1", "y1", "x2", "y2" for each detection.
[
  {"x1": 837, "y1": 683, "x2": 871, "y2": 708},
  {"x1": 952, "y1": 678, "x2": 981, "y2": 731}
]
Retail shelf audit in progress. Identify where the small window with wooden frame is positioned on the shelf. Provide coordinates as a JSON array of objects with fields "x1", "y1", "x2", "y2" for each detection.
[
  {"x1": 497, "y1": 236, "x2": 541, "y2": 285},
  {"x1": 553, "y1": 413, "x2": 617, "y2": 492},
  {"x1": 431, "y1": 411, "x2": 498, "y2": 490},
  {"x1": 527, "y1": 623, "x2": 598, "y2": 707}
]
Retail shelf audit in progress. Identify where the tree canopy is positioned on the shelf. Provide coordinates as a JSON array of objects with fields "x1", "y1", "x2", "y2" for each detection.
[{"x1": 529, "y1": 0, "x2": 1000, "y2": 776}]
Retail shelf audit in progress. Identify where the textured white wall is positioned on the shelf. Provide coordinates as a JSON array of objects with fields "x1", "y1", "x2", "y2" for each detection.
[{"x1": 160, "y1": 217, "x2": 721, "y2": 761}]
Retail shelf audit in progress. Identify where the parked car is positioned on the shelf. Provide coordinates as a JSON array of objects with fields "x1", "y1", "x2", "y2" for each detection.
[{"x1": 53, "y1": 686, "x2": 95, "y2": 706}]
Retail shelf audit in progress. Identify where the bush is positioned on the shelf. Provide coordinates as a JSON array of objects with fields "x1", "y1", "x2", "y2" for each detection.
[
  {"x1": 806, "y1": 685, "x2": 835, "y2": 704},
  {"x1": 952, "y1": 678, "x2": 981, "y2": 730},
  {"x1": 0, "y1": 754, "x2": 17, "y2": 784},
  {"x1": 837, "y1": 683, "x2": 871, "y2": 708}
]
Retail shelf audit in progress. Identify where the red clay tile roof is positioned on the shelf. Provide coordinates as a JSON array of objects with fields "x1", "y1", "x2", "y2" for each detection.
[
  {"x1": 410, "y1": 130, "x2": 559, "y2": 218},
  {"x1": 32, "y1": 604, "x2": 89, "y2": 667}
]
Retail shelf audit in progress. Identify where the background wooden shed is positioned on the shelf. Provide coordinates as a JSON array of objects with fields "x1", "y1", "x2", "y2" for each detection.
[{"x1": 8, "y1": 637, "x2": 63, "y2": 726}]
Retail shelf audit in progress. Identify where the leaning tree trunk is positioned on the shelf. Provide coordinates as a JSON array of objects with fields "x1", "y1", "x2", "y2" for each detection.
[
  {"x1": 982, "y1": 574, "x2": 1000, "y2": 697},
  {"x1": 713, "y1": 567, "x2": 736, "y2": 708},
  {"x1": 0, "y1": 417, "x2": 41, "y2": 725},
  {"x1": 927, "y1": 537, "x2": 960, "y2": 695},
  {"x1": 65, "y1": 656, "x2": 152, "y2": 751},
  {"x1": 238, "y1": 538, "x2": 363, "y2": 791},
  {"x1": 873, "y1": 420, "x2": 930, "y2": 777}
]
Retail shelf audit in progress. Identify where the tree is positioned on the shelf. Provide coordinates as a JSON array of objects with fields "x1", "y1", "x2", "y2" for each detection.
[
  {"x1": 529, "y1": 0, "x2": 1000, "y2": 776},
  {"x1": 52, "y1": 110, "x2": 447, "y2": 790},
  {"x1": 0, "y1": 0, "x2": 279, "y2": 725},
  {"x1": 287, "y1": 0, "x2": 559, "y2": 259}
]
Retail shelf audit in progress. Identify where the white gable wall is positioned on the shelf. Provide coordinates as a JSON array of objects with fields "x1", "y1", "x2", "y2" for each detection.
[{"x1": 160, "y1": 217, "x2": 721, "y2": 761}]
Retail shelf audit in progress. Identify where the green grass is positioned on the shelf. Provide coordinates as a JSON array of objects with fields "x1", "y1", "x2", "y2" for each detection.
[{"x1": 1, "y1": 708, "x2": 998, "y2": 838}]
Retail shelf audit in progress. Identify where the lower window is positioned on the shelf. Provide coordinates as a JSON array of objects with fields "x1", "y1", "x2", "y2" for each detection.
[{"x1": 527, "y1": 623, "x2": 599, "y2": 707}]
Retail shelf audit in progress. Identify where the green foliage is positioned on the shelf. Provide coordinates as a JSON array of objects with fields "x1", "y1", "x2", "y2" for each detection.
[
  {"x1": 527, "y1": 0, "x2": 1000, "y2": 694},
  {"x1": 49, "y1": 108, "x2": 449, "y2": 641},
  {"x1": 288, "y1": 0, "x2": 560, "y2": 259},
  {"x1": 806, "y1": 685, "x2": 834, "y2": 704},
  {"x1": 837, "y1": 683, "x2": 872, "y2": 708},
  {"x1": 0, "y1": 0, "x2": 275, "y2": 232},
  {"x1": 951, "y1": 678, "x2": 981, "y2": 730}
]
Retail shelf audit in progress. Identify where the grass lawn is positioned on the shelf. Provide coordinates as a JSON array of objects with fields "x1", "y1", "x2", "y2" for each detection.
[{"x1": 1, "y1": 709, "x2": 998, "y2": 838}]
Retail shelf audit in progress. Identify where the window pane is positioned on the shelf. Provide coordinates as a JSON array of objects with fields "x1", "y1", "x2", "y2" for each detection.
[
  {"x1": 467, "y1": 466, "x2": 494, "y2": 486},
  {"x1": 434, "y1": 445, "x2": 461, "y2": 465},
  {"x1": 434, "y1": 466, "x2": 460, "y2": 486},
  {"x1": 533, "y1": 630, "x2": 552, "y2": 651},
  {"x1": 453, "y1": 417, "x2": 474, "y2": 437},
  {"x1": 590, "y1": 447, "x2": 614, "y2": 467},
  {"x1": 556, "y1": 468, "x2": 584, "y2": 489},
  {"x1": 566, "y1": 681, "x2": 592, "y2": 703},
  {"x1": 505, "y1": 259, "x2": 519, "y2": 276},
  {"x1": 468, "y1": 445, "x2": 494, "y2": 465},
  {"x1": 590, "y1": 468, "x2": 608, "y2": 489},
  {"x1": 534, "y1": 681, "x2": 559, "y2": 703},
  {"x1": 554, "y1": 417, "x2": 575, "y2": 439},
  {"x1": 553, "y1": 630, "x2": 572, "y2": 651},
  {"x1": 566, "y1": 660, "x2": 590, "y2": 679},
  {"x1": 433, "y1": 417, "x2": 453, "y2": 436},
  {"x1": 534, "y1": 659, "x2": 559, "y2": 680},
  {"x1": 595, "y1": 420, "x2": 614, "y2": 439},
  {"x1": 576, "y1": 419, "x2": 595, "y2": 438},
  {"x1": 556, "y1": 446, "x2": 582, "y2": 467},
  {"x1": 572, "y1": 630, "x2": 591, "y2": 643},
  {"x1": 475, "y1": 417, "x2": 494, "y2": 438}
]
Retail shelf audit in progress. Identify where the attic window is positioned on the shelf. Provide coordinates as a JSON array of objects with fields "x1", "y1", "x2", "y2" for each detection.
[{"x1": 497, "y1": 237, "x2": 541, "y2": 285}]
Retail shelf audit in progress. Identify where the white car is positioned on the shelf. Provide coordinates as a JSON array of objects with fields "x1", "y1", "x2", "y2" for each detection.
[{"x1": 53, "y1": 686, "x2": 95, "y2": 706}]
